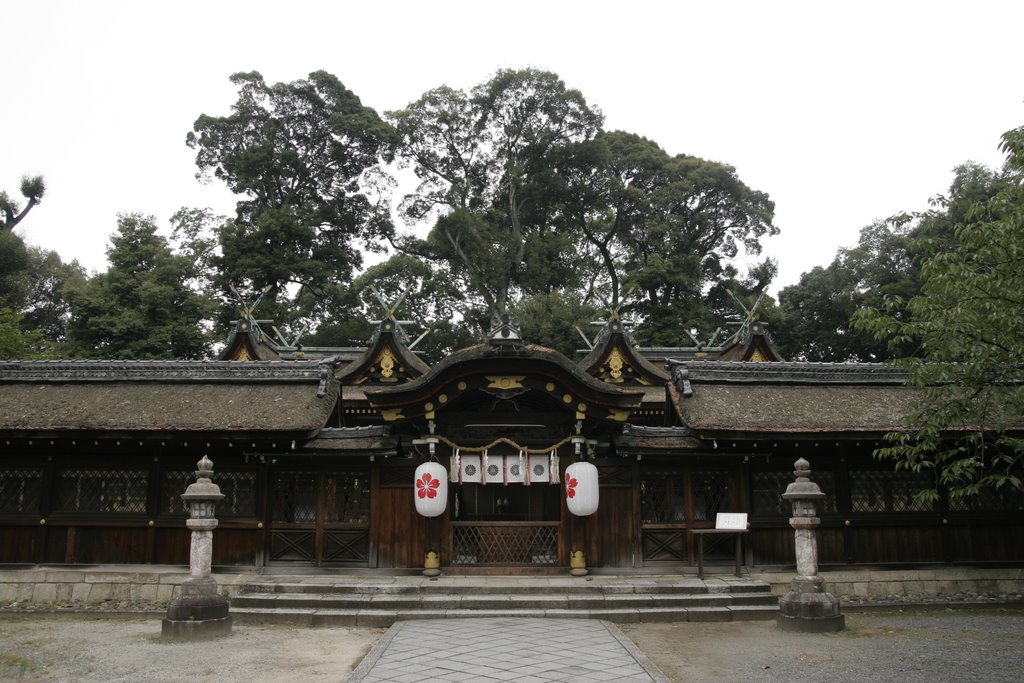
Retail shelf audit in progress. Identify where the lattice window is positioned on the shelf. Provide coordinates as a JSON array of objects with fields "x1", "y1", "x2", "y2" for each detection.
[
  {"x1": 160, "y1": 470, "x2": 257, "y2": 517},
  {"x1": 752, "y1": 470, "x2": 838, "y2": 516},
  {"x1": 693, "y1": 470, "x2": 732, "y2": 521},
  {"x1": 949, "y1": 487, "x2": 1024, "y2": 513},
  {"x1": 640, "y1": 468, "x2": 686, "y2": 523},
  {"x1": 452, "y1": 525, "x2": 558, "y2": 565},
  {"x1": 323, "y1": 472, "x2": 370, "y2": 524},
  {"x1": 0, "y1": 468, "x2": 43, "y2": 514},
  {"x1": 272, "y1": 471, "x2": 317, "y2": 523},
  {"x1": 216, "y1": 471, "x2": 257, "y2": 517},
  {"x1": 850, "y1": 469, "x2": 934, "y2": 512},
  {"x1": 54, "y1": 469, "x2": 148, "y2": 514},
  {"x1": 160, "y1": 470, "x2": 192, "y2": 515}
]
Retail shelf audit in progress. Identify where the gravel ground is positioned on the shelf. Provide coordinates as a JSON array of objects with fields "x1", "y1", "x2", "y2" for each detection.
[
  {"x1": 1, "y1": 607, "x2": 1022, "y2": 682},
  {"x1": 621, "y1": 607, "x2": 1024, "y2": 683}
]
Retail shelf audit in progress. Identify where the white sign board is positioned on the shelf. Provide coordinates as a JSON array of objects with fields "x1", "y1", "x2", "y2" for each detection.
[{"x1": 715, "y1": 513, "x2": 748, "y2": 530}]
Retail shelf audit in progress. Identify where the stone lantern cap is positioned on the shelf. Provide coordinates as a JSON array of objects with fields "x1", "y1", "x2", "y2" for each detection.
[
  {"x1": 181, "y1": 455, "x2": 225, "y2": 503},
  {"x1": 781, "y1": 457, "x2": 825, "y2": 501}
]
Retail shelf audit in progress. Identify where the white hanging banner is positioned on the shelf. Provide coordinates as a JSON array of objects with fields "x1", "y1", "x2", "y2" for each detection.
[
  {"x1": 450, "y1": 454, "x2": 481, "y2": 483},
  {"x1": 527, "y1": 455, "x2": 548, "y2": 484},
  {"x1": 447, "y1": 453, "x2": 559, "y2": 485},
  {"x1": 484, "y1": 452, "x2": 504, "y2": 484},
  {"x1": 506, "y1": 454, "x2": 526, "y2": 484}
]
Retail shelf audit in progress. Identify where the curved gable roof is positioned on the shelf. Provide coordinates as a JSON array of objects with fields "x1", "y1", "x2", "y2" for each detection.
[
  {"x1": 337, "y1": 319, "x2": 429, "y2": 386},
  {"x1": 365, "y1": 343, "x2": 643, "y2": 424},
  {"x1": 580, "y1": 319, "x2": 670, "y2": 386}
]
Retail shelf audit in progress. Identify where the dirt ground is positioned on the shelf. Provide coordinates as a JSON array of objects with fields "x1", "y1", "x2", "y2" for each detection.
[
  {"x1": 0, "y1": 614, "x2": 382, "y2": 683},
  {"x1": 1, "y1": 608, "x2": 1022, "y2": 683}
]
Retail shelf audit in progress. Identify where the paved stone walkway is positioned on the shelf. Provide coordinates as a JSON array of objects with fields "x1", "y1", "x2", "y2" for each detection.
[{"x1": 348, "y1": 617, "x2": 670, "y2": 683}]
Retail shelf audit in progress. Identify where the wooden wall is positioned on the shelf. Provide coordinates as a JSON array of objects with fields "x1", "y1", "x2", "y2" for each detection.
[{"x1": 2, "y1": 446, "x2": 1023, "y2": 570}]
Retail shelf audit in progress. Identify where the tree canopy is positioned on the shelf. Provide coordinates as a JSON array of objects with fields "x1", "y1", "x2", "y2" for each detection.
[
  {"x1": 188, "y1": 71, "x2": 396, "y2": 327},
  {"x1": 0, "y1": 175, "x2": 45, "y2": 232},
  {"x1": 66, "y1": 214, "x2": 213, "y2": 360},
  {"x1": 390, "y1": 68, "x2": 603, "y2": 319},
  {"x1": 853, "y1": 125, "x2": 1024, "y2": 501},
  {"x1": 389, "y1": 71, "x2": 776, "y2": 344},
  {"x1": 775, "y1": 162, "x2": 1014, "y2": 362},
  {"x1": 0, "y1": 68, "x2": 780, "y2": 360}
]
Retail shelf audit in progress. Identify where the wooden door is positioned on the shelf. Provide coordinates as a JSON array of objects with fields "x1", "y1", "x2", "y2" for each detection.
[
  {"x1": 639, "y1": 464, "x2": 739, "y2": 566},
  {"x1": 268, "y1": 467, "x2": 371, "y2": 566}
]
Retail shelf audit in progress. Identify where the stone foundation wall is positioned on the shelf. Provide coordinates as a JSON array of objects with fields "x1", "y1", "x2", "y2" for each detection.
[
  {"x1": 0, "y1": 566, "x2": 1022, "y2": 608},
  {"x1": 752, "y1": 567, "x2": 1024, "y2": 600},
  {"x1": 0, "y1": 567, "x2": 252, "y2": 607}
]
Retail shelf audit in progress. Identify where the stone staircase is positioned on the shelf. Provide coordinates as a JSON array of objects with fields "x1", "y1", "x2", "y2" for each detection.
[{"x1": 229, "y1": 575, "x2": 779, "y2": 627}]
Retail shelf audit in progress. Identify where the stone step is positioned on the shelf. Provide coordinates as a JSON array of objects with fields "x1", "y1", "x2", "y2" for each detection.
[
  {"x1": 230, "y1": 591, "x2": 778, "y2": 611},
  {"x1": 228, "y1": 576, "x2": 777, "y2": 624},
  {"x1": 236, "y1": 578, "x2": 762, "y2": 597},
  {"x1": 230, "y1": 603, "x2": 778, "y2": 627}
]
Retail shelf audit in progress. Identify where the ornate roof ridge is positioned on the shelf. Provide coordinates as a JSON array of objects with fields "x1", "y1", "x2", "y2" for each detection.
[
  {"x1": 0, "y1": 359, "x2": 337, "y2": 383},
  {"x1": 368, "y1": 342, "x2": 644, "y2": 399},
  {"x1": 666, "y1": 359, "x2": 908, "y2": 385}
]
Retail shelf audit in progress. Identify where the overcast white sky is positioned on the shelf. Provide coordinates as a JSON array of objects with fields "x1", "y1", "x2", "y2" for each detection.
[{"x1": 2, "y1": 0, "x2": 1022, "y2": 294}]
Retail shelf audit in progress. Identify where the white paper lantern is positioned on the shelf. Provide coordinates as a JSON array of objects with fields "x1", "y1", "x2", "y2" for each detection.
[
  {"x1": 414, "y1": 462, "x2": 448, "y2": 517},
  {"x1": 565, "y1": 461, "x2": 599, "y2": 516}
]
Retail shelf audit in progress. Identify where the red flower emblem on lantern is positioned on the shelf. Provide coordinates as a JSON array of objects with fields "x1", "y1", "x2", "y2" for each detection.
[
  {"x1": 566, "y1": 475, "x2": 578, "y2": 499},
  {"x1": 417, "y1": 472, "x2": 441, "y2": 499}
]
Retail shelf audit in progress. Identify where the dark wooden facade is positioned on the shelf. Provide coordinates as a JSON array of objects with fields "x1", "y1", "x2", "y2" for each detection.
[{"x1": 1, "y1": 320, "x2": 1022, "y2": 572}]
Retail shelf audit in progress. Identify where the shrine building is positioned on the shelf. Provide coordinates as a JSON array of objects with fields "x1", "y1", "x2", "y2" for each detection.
[{"x1": 1, "y1": 313, "x2": 1022, "y2": 575}]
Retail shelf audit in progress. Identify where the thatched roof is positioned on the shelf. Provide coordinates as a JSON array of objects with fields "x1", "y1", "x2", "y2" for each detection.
[
  {"x1": 667, "y1": 361, "x2": 917, "y2": 435},
  {"x1": 0, "y1": 360, "x2": 338, "y2": 434}
]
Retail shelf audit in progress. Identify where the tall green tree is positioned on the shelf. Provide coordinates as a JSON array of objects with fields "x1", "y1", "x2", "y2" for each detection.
[
  {"x1": 775, "y1": 221, "x2": 916, "y2": 361},
  {"x1": 853, "y1": 125, "x2": 1024, "y2": 501},
  {"x1": 17, "y1": 246, "x2": 87, "y2": 346},
  {"x1": 0, "y1": 175, "x2": 45, "y2": 232},
  {"x1": 550, "y1": 131, "x2": 777, "y2": 344},
  {"x1": 0, "y1": 307, "x2": 47, "y2": 359},
  {"x1": 67, "y1": 214, "x2": 213, "y2": 359},
  {"x1": 777, "y1": 162, "x2": 1014, "y2": 362},
  {"x1": 188, "y1": 71, "x2": 396, "y2": 326},
  {"x1": 390, "y1": 68, "x2": 603, "y2": 317}
]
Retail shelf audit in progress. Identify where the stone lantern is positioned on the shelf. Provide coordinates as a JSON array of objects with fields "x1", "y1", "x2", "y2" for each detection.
[
  {"x1": 777, "y1": 457, "x2": 845, "y2": 632},
  {"x1": 161, "y1": 456, "x2": 232, "y2": 639}
]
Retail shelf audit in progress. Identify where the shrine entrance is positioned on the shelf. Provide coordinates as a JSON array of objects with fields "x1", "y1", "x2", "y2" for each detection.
[{"x1": 449, "y1": 482, "x2": 562, "y2": 566}]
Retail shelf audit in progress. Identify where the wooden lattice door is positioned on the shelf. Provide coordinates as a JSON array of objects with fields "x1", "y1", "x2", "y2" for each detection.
[
  {"x1": 268, "y1": 468, "x2": 371, "y2": 566},
  {"x1": 639, "y1": 465, "x2": 738, "y2": 566}
]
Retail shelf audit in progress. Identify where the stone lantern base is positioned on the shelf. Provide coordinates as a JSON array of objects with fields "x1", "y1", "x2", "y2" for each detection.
[
  {"x1": 776, "y1": 576, "x2": 845, "y2": 632},
  {"x1": 161, "y1": 578, "x2": 232, "y2": 640}
]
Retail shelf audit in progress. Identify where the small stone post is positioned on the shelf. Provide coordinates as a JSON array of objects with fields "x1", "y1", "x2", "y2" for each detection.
[
  {"x1": 777, "y1": 458, "x2": 845, "y2": 632},
  {"x1": 161, "y1": 456, "x2": 232, "y2": 639}
]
